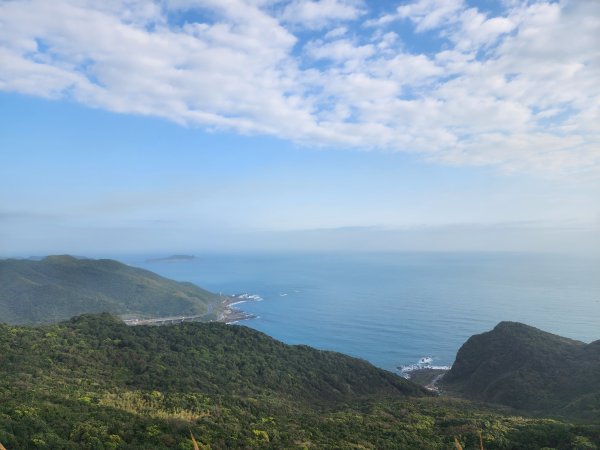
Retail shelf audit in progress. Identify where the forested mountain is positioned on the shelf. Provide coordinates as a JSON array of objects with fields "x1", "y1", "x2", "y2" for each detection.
[
  {"x1": 1, "y1": 258, "x2": 598, "y2": 448},
  {"x1": 441, "y1": 321, "x2": 600, "y2": 420},
  {"x1": 0, "y1": 314, "x2": 598, "y2": 449},
  {"x1": 0, "y1": 256, "x2": 222, "y2": 324}
]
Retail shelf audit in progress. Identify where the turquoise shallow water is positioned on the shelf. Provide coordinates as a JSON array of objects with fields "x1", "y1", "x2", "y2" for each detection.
[{"x1": 125, "y1": 252, "x2": 600, "y2": 373}]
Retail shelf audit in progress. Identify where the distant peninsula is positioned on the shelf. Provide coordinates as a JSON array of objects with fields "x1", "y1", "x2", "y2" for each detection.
[
  {"x1": 0, "y1": 255, "x2": 233, "y2": 325},
  {"x1": 145, "y1": 254, "x2": 197, "y2": 263}
]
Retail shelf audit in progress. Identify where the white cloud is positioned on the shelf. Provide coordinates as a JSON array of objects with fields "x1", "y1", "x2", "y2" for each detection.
[
  {"x1": 396, "y1": 0, "x2": 465, "y2": 32},
  {"x1": 324, "y1": 26, "x2": 348, "y2": 39},
  {"x1": 280, "y1": 0, "x2": 364, "y2": 30},
  {"x1": 305, "y1": 38, "x2": 375, "y2": 61},
  {"x1": 391, "y1": 0, "x2": 516, "y2": 51},
  {"x1": 451, "y1": 9, "x2": 516, "y2": 51},
  {"x1": 0, "y1": 0, "x2": 599, "y2": 176}
]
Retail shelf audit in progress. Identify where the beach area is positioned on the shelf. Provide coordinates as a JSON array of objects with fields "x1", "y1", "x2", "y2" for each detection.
[
  {"x1": 220, "y1": 307, "x2": 255, "y2": 324},
  {"x1": 219, "y1": 294, "x2": 260, "y2": 323}
]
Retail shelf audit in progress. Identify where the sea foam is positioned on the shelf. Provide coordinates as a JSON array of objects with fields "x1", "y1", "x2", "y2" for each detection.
[{"x1": 398, "y1": 356, "x2": 451, "y2": 378}]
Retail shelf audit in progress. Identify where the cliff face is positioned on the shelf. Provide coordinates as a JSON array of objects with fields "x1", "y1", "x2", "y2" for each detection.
[{"x1": 441, "y1": 321, "x2": 600, "y2": 419}]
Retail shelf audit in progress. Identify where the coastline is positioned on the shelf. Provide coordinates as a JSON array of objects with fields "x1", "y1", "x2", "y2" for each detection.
[
  {"x1": 404, "y1": 368, "x2": 448, "y2": 391},
  {"x1": 122, "y1": 295, "x2": 258, "y2": 326},
  {"x1": 217, "y1": 295, "x2": 258, "y2": 324}
]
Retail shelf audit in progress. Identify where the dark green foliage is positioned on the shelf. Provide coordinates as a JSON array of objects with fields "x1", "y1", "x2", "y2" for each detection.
[
  {"x1": 0, "y1": 315, "x2": 598, "y2": 449},
  {"x1": 441, "y1": 321, "x2": 600, "y2": 420},
  {"x1": 43, "y1": 313, "x2": 427, "y2": 401},
  {"x1": 0, "y1": 256, "x2": 222, "y2": 324}
]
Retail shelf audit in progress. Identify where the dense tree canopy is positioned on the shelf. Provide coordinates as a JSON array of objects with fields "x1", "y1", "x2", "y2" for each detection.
[{"x1": 0, "y1": 314, "x2": 597, "y2": 449}]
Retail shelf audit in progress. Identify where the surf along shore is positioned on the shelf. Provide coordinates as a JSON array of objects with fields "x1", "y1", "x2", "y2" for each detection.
[{"x1": 123, "y1": 294, "x2": 257, "y2": 326}]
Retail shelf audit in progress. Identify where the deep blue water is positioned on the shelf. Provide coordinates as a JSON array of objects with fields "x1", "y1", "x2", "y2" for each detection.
[{"x1": 124, "y1": 252, "x2": 600, "y2": 373}]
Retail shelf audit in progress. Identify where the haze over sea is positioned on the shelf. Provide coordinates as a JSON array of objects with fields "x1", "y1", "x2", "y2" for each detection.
[{"x1": 124, "y1": 252, "x2": 600, "y2": 372}]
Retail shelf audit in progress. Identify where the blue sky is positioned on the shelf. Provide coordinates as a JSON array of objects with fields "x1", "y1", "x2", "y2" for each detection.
[{"x1": 1, "y1": 0, "x2": 599, "y2": 255}]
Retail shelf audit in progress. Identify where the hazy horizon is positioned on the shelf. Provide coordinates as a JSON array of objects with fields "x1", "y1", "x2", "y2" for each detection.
[{"x1": 1, "y1": 0, "x2": 599, "y2": 255}]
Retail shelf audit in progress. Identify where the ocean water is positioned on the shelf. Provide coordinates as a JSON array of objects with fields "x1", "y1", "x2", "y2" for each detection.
[{"x1": 125, "y1": 252, "x2": 600, "y2": 373}]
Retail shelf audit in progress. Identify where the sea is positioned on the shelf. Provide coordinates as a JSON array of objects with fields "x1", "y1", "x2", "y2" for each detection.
[{"x1": 123, "y1": 252, "x2": 600, "y2": 374}]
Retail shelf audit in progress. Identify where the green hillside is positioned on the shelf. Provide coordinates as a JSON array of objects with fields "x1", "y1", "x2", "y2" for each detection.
[
  {"x1": 0, "y1": 256, "x2": 223, "y2": 324},
  {"x1": 0, "y1": 315, "x2": 598, "y2": 449},
  {"x1": 441, "y1": 322, "x2": 600, "y2": 420}
]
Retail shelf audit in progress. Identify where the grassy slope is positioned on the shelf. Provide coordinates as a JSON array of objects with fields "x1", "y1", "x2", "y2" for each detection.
[
  {"x1": 0, "y1": 256, "x2": 222, "y2": 324},
  {"x1": 441, "y1": 321, "x2": 600, "y2": 420},
  {"x1": 0, "y1": 315, "x2": 598, "y2": 449}
]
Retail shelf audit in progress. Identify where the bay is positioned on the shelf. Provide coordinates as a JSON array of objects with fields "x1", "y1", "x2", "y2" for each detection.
[{"x1": 124, "y1": 252, "x2": 600, "y2": 372}]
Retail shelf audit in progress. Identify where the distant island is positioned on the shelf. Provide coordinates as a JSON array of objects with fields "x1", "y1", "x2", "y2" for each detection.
[{"x1": 145, "y1": 254, "x2": 197, "y2": 263}]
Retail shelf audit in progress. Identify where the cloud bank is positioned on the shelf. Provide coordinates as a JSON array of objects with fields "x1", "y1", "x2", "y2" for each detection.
[{"x1": 1, "y1": 0, "x2": 599, "y2": 175}]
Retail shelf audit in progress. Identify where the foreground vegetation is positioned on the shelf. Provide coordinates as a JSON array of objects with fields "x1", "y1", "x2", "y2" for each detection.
[
  {"x1": 0, "y1": 314, "x2": 598, "y2": 449},
  {"x1": 0, "y1": 256, "x2": 222, "y2": 324}
]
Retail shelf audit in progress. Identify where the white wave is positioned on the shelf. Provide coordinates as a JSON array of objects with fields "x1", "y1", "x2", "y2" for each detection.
[
  {"x1": 234, "y1": 293, "x2": 263, "y2": 301},
  {"x1": 397, "y1": 356, "x2": 451, "y2": 378},
  {"x1": 228, "y1": 300, "x2": 247, "y2": 307}
]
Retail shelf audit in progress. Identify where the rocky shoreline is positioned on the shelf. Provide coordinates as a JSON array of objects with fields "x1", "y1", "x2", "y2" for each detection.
[
  {"x1": 398, "y1": 357, "x2": 450, "y2": 392},
  {"x1": 123, "y1": 295, "x2": 258, "y2": 326},
  {"x1": 218, "y1": 294, "x2": 259, "y2": 324},
  {"x1": 405, "y1": 368, "x2": 448, "y2": 391}
]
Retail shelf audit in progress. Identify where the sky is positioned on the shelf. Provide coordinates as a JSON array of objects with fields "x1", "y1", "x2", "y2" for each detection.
[{"x1": 1, "y1": 0, "x2": 599, "y2": 255}]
